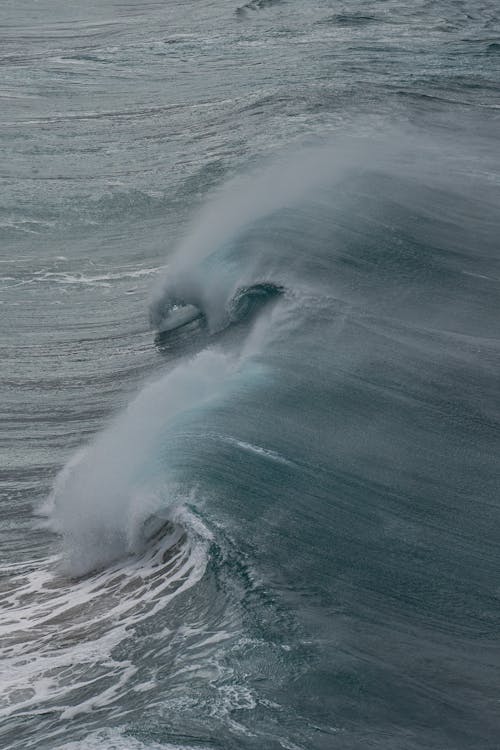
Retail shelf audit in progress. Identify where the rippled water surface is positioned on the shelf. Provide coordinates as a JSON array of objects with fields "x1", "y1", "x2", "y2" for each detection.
[{"x1": 1, "y1": 1, "x2": 500, "y2": 748}]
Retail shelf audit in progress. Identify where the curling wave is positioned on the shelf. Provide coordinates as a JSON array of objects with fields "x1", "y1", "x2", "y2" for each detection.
[
  {"x1": 147, "y1": 143, "x2": 368, "y2": 335},
  {"x1": 149, "y1": 280, "x2": 285, "y2": 335},
  {"x1": 47, "y1": 348, "x2": 236, "y2": 576}
]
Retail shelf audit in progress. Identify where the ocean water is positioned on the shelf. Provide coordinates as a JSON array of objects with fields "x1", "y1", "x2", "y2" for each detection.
[{"x1": 1, "y1": 1, "x2": 500, "y2": 748}]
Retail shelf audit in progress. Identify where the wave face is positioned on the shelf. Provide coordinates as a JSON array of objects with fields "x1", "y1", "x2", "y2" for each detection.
[{"x1": 2, "y1": 1, "x2": 500, "y2": 749}]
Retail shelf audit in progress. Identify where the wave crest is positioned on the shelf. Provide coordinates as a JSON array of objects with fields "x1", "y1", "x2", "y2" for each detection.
[
  {"x1": 149, "y1": 280, "x2": 284, "y2": 335},
  {"x1": 47, "y1": 349, "x2": 233, "y2": 576}
]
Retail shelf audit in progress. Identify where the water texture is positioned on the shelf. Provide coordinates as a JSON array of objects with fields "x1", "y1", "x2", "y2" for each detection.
[{"x1": 1, "y1": 1, "x2": 499, "y2": 748}]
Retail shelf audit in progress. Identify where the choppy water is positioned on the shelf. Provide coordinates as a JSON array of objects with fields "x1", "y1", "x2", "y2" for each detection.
[{"x1": 1, "y1": 1, "x2": 500, "y2": 748}]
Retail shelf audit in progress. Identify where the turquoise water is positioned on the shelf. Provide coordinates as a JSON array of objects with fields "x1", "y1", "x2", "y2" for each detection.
[{"x1": 1, "y1": 1, "x2": 500, "y2": 748}]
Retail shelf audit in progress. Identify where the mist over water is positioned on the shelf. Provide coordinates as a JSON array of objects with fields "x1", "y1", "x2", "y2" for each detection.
[
  {"x1": 1, "y1": 1, "x2": 500, "y2": 749},
  {"x1": 47, "y1": 348, "x2": 234, "y2": 575}
]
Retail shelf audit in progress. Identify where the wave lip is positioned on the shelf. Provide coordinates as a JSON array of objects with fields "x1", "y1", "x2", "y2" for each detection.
[
  {"x1": 155, "y1": 303, "x2": 203, "y2": 333},
  {"x1": 150, "y1": 281, "x2": 284, "y2": 339},
  {"x1": 226, "y1": 281, "x2": 284, "y2": 322}
]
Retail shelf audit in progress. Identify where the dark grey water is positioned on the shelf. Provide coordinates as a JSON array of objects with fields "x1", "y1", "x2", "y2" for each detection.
[{"x1": 1, "y1": 1, "x2": 500, "y2": 748}]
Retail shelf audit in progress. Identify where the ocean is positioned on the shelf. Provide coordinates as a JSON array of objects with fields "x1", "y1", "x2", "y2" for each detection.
[{"x1": 1, "y1": 1, "x2": 499, "y2": 748}]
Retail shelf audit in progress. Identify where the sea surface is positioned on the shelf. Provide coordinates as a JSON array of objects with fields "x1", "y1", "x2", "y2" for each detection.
[{"x1": 1, "y1": 1, "x2": 500, "y2": 748}]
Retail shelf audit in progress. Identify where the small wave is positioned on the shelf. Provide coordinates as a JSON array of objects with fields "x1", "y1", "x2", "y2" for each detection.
[
  {"x1": 150, "y1": 281, "x2": 284, "y2": 338},
  {"x1": 330, "y1": 13, "x2": 379, "y2": 26}
]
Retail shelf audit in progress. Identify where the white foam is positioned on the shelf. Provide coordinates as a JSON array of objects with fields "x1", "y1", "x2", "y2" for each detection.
[
  {"x1": 0, "y1": 511, "x2": 208, "y2": 723},
  {"x1": 222, "y1": 436, "x2": 293, "y2": 466},
  {"x1": 54, "y1": 728, "x2": 208, "y2": 749},
  {"x1": 33, "y1": 266, "x2": 163, "y2": 287}
]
